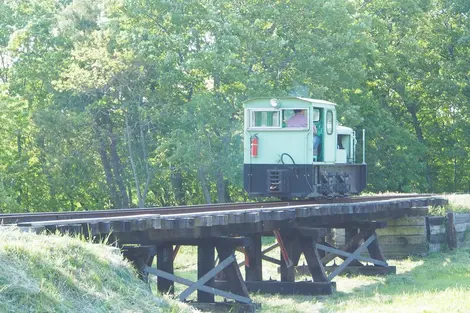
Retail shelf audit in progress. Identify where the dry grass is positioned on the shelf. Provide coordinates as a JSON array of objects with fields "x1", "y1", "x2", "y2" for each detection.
[
  {"x1": 0, "y1": 227, "x2": 197, "y2": 313},
  {"x1": 442, "y1": 194, "x2": 470, "y2": 213}
]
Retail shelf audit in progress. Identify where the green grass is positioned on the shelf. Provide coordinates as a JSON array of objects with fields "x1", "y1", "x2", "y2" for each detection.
[
  {"x1": 4, "y1": 194, "x2": 470, "y2": 312},
  {"x1": 0, "y1": 227, "x2": 196, "y2": 313},
  {"x1": 166, "y1": 194, "x2": 470, "y2": 313},
  {"x1": 171, "y1": 246, "x2": 470, "y2": 313}
]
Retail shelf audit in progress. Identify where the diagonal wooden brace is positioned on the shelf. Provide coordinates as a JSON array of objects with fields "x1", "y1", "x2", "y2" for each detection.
[
  {"x1": 327, "y1": 233, "x2": 378, "y2": 280},
  {"x1": 144, "y1": 262, "x2": 252, "y2": 304},
  {"x1": 273, "y1": 230, "x2": 293, "y2": 268},
  {"x1": 317, "y1": 244, "x2": 388, "y2": 267},
  {"x1": 236, "y1": 247, "x2": 250, "y2": 268},
  {"x1": 238, "y1": 242, "x2": 279, "y2": 267},
  {"x1": 173, "y1": 245, "x2": 180, "y2": 260},
  {"x1": 321, "y1": 230, "x2": 369, "y2": 265},
  {"x1": 180, "y1": 254, "x2": 235, "y2": 300}
]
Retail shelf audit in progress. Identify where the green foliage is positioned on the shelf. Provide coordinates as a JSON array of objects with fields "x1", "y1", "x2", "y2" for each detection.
[{"x1": 1, "y1": 0, "x2": 470, "y2": 211}]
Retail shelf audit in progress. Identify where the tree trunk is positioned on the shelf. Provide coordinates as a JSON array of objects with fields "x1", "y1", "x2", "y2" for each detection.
[
  {"x1": 106, "y1": 114, "x2": 130, "y2": 209},
  {"x1": 124, "y1": 109, "x2": 142, "y2": 207},
  {"x1": 407, "y1": 103, "x2": 433, "y2": 191},
  {"x1": 16, "y1": 133, "x2": 23, "y2": 206},
  {"x1": 171, "y1": 169, "x2": 185, "y2": 205},
  {"x1": 216, "y1": 169, "x2": 226, "y2": 203},
  {"x1": 197, "y1": 168, "x2": 212, "y2": 204},
  {"x1": 94, "y1": 121, "x2": 119, "y2": 209},
  {"x1": 138, "y1": 104, "x2": 151, "y2": 205},
  {"x1": 36, "y1": 135, "x2": 58, "y2": 209}
]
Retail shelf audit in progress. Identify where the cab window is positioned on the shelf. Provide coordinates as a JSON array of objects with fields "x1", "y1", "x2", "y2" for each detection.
[
  {"x1": 283, "y1": 109, "x2": 308, "y2": 128},
  {"x1": 326, "y1": 110, "x2": 334, "y2": 134},
  {"x1": 312, "y1": 108, "x2": 320, "y2": 122},
  {"x1": 249, "y1": 110, "x2": 280, "y2": 128}
]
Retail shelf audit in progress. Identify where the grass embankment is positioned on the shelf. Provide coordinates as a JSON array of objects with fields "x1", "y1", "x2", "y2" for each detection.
[{"x1": 0, "y1": 228, "x2": 195, "y2": 313}]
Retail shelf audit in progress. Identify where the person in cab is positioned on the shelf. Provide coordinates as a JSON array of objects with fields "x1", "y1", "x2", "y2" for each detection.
[{"x1": 287, "y1": 109, "x2": 307, "y2": 127}]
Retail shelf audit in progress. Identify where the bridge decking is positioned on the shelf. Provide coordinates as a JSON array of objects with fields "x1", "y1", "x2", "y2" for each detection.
[
  {"x1": 5, "y1": 195, "x2": 448, "y2": 312},
  {"x1": 14, "y1": 196, "x2": 446, "y2": 243}
]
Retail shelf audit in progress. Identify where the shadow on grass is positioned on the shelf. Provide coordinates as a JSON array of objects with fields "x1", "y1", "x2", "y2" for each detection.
[{"x1": 317, "y1": 248, "x2": 470, "y2": 311}]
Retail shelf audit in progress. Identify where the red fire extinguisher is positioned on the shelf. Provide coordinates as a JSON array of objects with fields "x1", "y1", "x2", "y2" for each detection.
[{"x1": 251, "y1": 135, "x2": 258, "y2": 157}]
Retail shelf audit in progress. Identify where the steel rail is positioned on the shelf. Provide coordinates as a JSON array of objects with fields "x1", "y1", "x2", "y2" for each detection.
[{"x1": 1, "y1": 194, "x2": 432, "y2": 225}]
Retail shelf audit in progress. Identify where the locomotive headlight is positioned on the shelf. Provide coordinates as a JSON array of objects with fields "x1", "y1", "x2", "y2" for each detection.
[{"x1": 270, "y1": 98, "x2": 280, "y2": 108}]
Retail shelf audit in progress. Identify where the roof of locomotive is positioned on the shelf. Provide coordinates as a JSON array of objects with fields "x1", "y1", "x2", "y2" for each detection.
[{"x1": 243, "y1": 97, "x2": 336, "y2": 106}]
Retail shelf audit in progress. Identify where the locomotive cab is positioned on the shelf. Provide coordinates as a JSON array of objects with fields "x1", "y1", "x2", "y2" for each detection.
[{"x1": 243, "y1": 97, "x2": 366, "y2": 199}]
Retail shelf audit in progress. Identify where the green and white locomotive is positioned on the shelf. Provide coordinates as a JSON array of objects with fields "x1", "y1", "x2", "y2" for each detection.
[{"x1": 243, "y1": 97, "x2": 367, "y2": 199}]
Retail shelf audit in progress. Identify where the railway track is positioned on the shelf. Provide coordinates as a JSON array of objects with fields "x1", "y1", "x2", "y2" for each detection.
[{"x1": 1, "y1": 194, "x2": 433, "y2": 225}]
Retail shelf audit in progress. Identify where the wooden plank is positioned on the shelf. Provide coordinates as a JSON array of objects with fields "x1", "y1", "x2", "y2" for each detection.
[
  {"x1": 456, "y1": 232, "x2": 469, "y2": 243},
  {"x1": 145, "y1": 266, "x2": 252, "y2": 304},
  {"x1": 178, "y1": 218, "x2": 195, "y2": 229},
  {"x1": 407, "y1": 207, "x2": 429, "y2": 216},
  {"x1": 428, "y1": 243, "x2": 441, "y2": 253},
  {"x1": 376, "y1": 226, "x2": 426, "y2": 236},
  {"x1": 321, "y1": 230, "x2": 369, "y2": 265},
  {"x1": 455, "y1": 223, "x2": 470, "y2": 232},
  {"x1": 195, "y1": 216, "x2": 213, "y2": 227},
  {"x1": 295, "y1": 207, "x2": 310, "y2": 218},
  {"x1": 212, "y1": 214, "x2": 229, "y2": 226},
  {"x1": 245, "y1": 235, "x2": 262, "y2": 281},
  {"x1": 455, "y1": 214, "x2": 470, "y2": 224},
  {"x1": 430, "y1": 225, "x2": 446, "y2": 235},
  {"x1": 278, "y1": 233, "x2": 296, "y2": 282},
  {"x1": 262, "y1": 243, "x2": 279, "y2": 254},
  {"x1": 311, "y1": 221, "x2": 387, "y2": 229},
  {"x1": 427, "y1": 216, "x2": 445, "y2": 226},
  {"x1": 367, "y1": 231, "x2": 388, "y2": 266},
  {"x1": 262, "y1": 255, "x2": 282, "y2": 265},
  {"x1": 259, "y1": 210, "x2": 273, "y2": 221},
  {"x1": 328, "y1": 234, "x2": 377, "y2": 280},
  {"x1": 299, "y1": 238, "x2": 328, "y2": 282},
  {"x1": 161, "y1": 218, "x2": 177, "y2": 229},
  {"x1": 215, "y1": 245, "x2": 250, "y2": 299},
  {"x1": 181, "y1": 254, "x2": 236, "y2": 301},
  {"x1": 344, "y1": 228, "x2": 362, "y2": 267},
  {"x1": 228, "y1": 213, "x2": 245, "y2": 224},
  {"x1": 446, "y1": 212, "x2": 457, "y2": 250},
  {"x1": 157, "y1": 244, "x2": 174, "y2": 294},
  {"x1": 197, "y1": 243, "x2": 215, "y2": 302},
  {"x1": 244, "y1": 212, "x2": 260, "y2": 224},
  {"x1": 378, "y1": 234, "x2": 427, "y2": 245},
  {"x1": 272, "y1": 210, "x2": 296, "y2": 221},
  {"x1": 386, "y1": 217, "x2": 426, "y2": 226},
  {"x1": 429, "y1": 233, "x2": 446, "y2": 244},
  {"x1": 317, "y1": 243, "x2": 387, "y2": 266},
  {"x1": 18, "y1": 213, "x2": 161, "y2": 228}
]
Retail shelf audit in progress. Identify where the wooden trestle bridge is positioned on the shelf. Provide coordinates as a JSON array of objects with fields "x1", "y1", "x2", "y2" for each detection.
[{"x1": 1, "y1": 195, "x2": 447, "y2": 313}]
